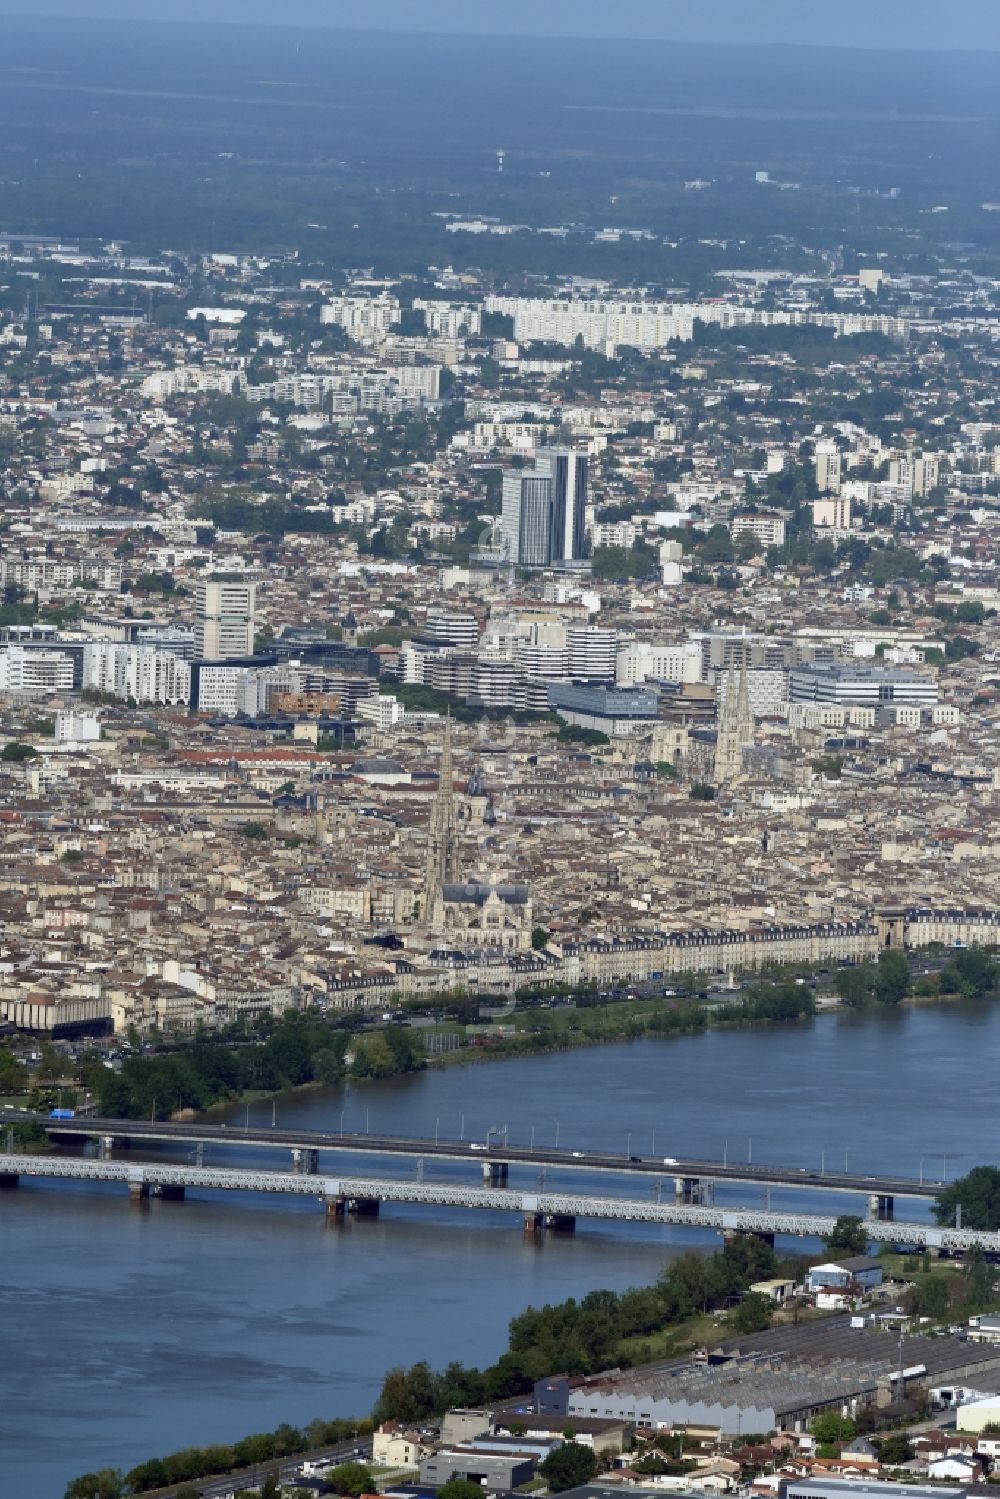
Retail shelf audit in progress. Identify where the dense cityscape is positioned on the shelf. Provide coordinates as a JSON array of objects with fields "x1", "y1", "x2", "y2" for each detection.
[{"x1": 3, "y1": 6, "x2": 1000, "y2": 1499}]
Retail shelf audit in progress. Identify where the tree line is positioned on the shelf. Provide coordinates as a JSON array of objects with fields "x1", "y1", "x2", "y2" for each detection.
[
  {"x1": 374, "y1": 1236, "x2": 783, "y2": 1425},
  {"x1": 96, "y1": 1012, "x2": 425, "y2": 1120}
]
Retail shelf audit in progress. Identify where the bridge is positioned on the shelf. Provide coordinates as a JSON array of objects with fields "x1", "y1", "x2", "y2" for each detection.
[
  {"x1": 0, "y1": 1152, "x2": 982, "y2": 1251},
  {"x1": 1, "y1": 1110, "x2": 944, "y2": 1221}
]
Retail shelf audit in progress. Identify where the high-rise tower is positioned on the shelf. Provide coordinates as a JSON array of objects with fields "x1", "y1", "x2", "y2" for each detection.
[{"x1": 536, "y1": 448, "x2": 588, "y2": 562}]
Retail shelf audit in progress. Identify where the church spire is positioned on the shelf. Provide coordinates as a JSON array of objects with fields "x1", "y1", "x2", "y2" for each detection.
[
  {"x1": 713, "y1": 666, "x2": 753, "y2": 787},
  {"x1": 423, "y1": 714, "x2": 460, "y2": 920}
]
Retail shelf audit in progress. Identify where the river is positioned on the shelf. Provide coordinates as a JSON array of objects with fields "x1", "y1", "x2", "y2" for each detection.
[{"x1": 2, "y1": 1000, "x2": 996, "y2": 1498}]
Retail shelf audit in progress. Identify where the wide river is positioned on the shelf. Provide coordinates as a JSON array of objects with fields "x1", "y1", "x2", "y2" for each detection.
[{"x1": 3, "y1": 1000, "x2": 997, "y2": 1498}]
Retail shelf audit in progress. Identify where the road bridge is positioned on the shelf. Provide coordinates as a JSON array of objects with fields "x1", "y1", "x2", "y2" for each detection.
[
  {"x1": 0, "y1": 1110, "x2": 945, "y2": 1207},
  {"x1": 0, "y1": 1152, "x2": 984, "y2": 1251}
]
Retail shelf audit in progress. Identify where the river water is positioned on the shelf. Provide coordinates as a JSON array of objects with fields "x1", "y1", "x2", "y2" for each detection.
[{"x1": 2, "y1": 1001, "x2": 997, "y2": 1498}]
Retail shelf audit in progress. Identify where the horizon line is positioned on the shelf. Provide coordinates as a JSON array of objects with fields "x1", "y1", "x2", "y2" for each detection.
[{"x1": 0, "y1": 10, "x2": 998, "y2": 58}]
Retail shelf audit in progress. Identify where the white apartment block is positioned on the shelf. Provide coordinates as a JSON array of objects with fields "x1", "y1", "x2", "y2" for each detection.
[
  {"x1": 0, "y1": 557, "x2": 122, "y2": 592},
  {"x1": 730, "y1": 512, "x2": 786, "y2": 549},
  {"x1": 413, "y1": 300, "x2": 482, "y2": 338},
  {"x1": 140, "y1": 366, "x2": 244, "y2": 401},
  {"x1": 54, "y1": 711, "x2": 100, "y2": 742},
  {"x1": 320, "y1": 295, "x2": 400, "y2": 338},
  {"x1": 82, "y1": 643, "x2": 191, "y2": 705},
  {"x1": 813, "y1": 496, "x2": 854, "y2": 530},
  {"x1": 195, "y1": 664, "x2": 266, "y2": 717},
  {"x1": 484, "y1": 296, "x2": 695, "y2": 353},
  {"x1": 592, "y1": 521, "x2": 638, "y2": 550},
  {"x1": 0, "y1": 647, "x2": 74, "y2": 696},
  {"x1": 616, "y1": 641, "x2": 702, "y2": 687}
]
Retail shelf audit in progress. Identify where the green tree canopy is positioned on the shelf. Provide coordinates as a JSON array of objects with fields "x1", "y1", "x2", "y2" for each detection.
[
  {"x1": 934, "y1": 1166, "x2": 1000, "y2": 1231},
  {"x1": 439, "y1": 1481, "x2": 487, "y2": 1499},
  {"x1": 539, "y1": 1442, "x2": 599, "y2": 1493},
  {"x1": 873, "y1": 948, "x2": 910, "y2": 1004},
  {"x1": 326, "y1": 1461, "x2": 374, "y2": 1496},
  {"x1": 730, "y1": 1292, "x2": 773, "y2": 1334},
  {"x1": 823, "y1": 1216, "x2": 869, "y2": 1256}
]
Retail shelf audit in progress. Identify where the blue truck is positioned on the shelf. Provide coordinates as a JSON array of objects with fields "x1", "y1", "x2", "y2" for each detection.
[{"x1": 48, "y1": 1108, "x2": 75, "y2": 1120}]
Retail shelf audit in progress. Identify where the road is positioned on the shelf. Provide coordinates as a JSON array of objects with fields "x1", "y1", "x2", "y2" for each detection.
[
  {"x1": 0, "y1": 1108, "x2": 946, "y2": 1200},
  {"x1": 142, "y1": 1434, "x2": 373, "y2": 1498}
]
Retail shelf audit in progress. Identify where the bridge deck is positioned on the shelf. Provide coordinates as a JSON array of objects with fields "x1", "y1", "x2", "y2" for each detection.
[
  {"x1": 0, "y1": 1153, "x2": 987, "y2": 1252},
  {"x1": 0, "y1": 1110, "x2": 943, "y2": 1199}
]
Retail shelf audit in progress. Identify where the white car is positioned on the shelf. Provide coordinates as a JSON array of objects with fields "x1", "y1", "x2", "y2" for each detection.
[
  {"x1": 469, "y1": 1143, "x2": 487, "y2": 1151},
  {"x1": 663, "y1": 1156, "x2": 678, "y2": 1165},
  {"x1": 571, "y1": 1150, "x2": 585, "y2": 1158}
]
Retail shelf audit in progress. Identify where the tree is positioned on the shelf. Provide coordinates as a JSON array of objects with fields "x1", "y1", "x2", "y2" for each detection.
[
  {"x1": 531, "y1": 926, "x2": 550, "y2": 951},
  {"x1": 439, "y1": 1481, "x2": 486, "y2": 1499},
  {"x1": 934, "y1": 1166, "x2": 1000, "y2": 1231},
  {"x1": 1, "y1": 741, "x2": 36, "y2": 762},
  {"x1": 64, "y1": 1473, "x2": 125, "y2": 1499},
  {"x1": 730, "y1": 1292, "x2": 773, "y2": 1334},
  {"x1": 823, "y1": 1216, "x2": 869, "y2": 1256},
  {"x1": 539, "y1": 1442, "x2": 599, "y2": 1493},
  {"x1": 916, "y1": 1275, "x2": 951, "y2": 1321},
  {"x1": 810, "y1": 1413, "x2": 856, "y2": 1446},
  {"x1": 326, "y1": 1461, "x2": 374, "y2": 1496},
  {"x1": 835, "y1": 966, "x2": 873, "y2": 1007},
  {"x1": 877, "y1": 1434, "x2": 913, "y2": 1465},
  {"x1": 873, "y1": 949, "x2": 910, "y2": 1005}
]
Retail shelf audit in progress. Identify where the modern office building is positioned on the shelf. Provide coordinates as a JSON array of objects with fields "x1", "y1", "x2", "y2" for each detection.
[
  {"x1": 547, "y1": 683, "x2": 658, "y2": 735},
  {"x1": 536, "y1": 448, "x2": 588, "y2": 562},
  {"x1": 789, "y1": 663, "x2": 938, "y2": 709},
  {"x1": 194, "y1": 580, "x2": 256, "y2": 660},
  {"x1": 501, "y1": 471, "x2": 554, "y2": 566},
  {"x1": 500, "y1": 450, "x2": 588, "y2": 566}
]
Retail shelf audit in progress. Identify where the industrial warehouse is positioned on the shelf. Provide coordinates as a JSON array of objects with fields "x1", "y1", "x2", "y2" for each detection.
[{"x1": 567, "y1": 1319, "x2": 1000, "y2": 1435}]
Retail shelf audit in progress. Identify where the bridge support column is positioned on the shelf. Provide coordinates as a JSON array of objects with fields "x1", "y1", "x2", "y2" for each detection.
[
  {"x1": 129, "y1": 1181, "x2": 150, "y2": 1202},
  {"x1": 325, "y1": 1197, "x2": 346, "y2": 1220},
  {"x1": 292, "y1": 1147, "x2": 320, "y2": 1175},
  {"x1": 869, "y1": 1193, "x2": 894, "y2": 1222},
  {"x1": 483, "y1": 1161, "x2": 509, "y2": 1187},
  {"x1": 523, "y1": 1211, "x2": 544, "y2": 1236},
  {"x1": 675, "y1": 1176, "x2": 704, "y2": 1204},
  {"x1": 158, "y1": 1184, "x2": 185, "y2": 1201},
  {"x1": 546, "y1": 1214, "x2": 576, "y2": 1234},
  {"x1": 725, "y1": 1229, "x2": 775, "y2": 1248},
  {"x1": 0, "y1": 1171, "x2": 19, "y2": 1190},
  {"x1": 99, "y1": 1136, "x2": 114, "y2": 1161},
  {"x1": 348, "y1": 1197, "x2": 380, "y2": 1218}
]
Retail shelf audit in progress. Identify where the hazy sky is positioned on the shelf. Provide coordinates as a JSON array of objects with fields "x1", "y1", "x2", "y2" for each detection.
[{"x1": 0, "y1": 0, "x2": 997, "y2": 51}]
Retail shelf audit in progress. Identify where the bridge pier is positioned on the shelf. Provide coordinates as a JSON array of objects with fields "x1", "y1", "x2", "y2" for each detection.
[
  {"x1": 291, "y1": 1147, "x2": 320, "y2": 1175},
  {"x1": 546, "y1": 1213, "x2": 577, "y2": 1234},
  {"x1": 725, "y1": 1228, "x2": 775, "y2": 1248},
  {"x1": 348, "y1": 1197, "x2": 380, "y2": 1218},
  {"x1": 869, "y1": 1193, "x2": 895, "y2": 1222},
  {"x1": 99, "y1": 1136, "x2": 114, "y2": 1161},
  {"x1": 483, "y1": 1160, "x2": 509, "y2": 1187},
  {"x1": 158, "y1": 1184, "x2": 185, "y2": 1201},
  {"x1": 325, "y1": 1197, "x2": 346, "y2": 1220},
  {"x1": 523, "y1": 1211, "x2": 544, "y2": 1236},
  {"x1": 128, "y1": 1181, "x2": 150, "y2": 1202},
  {"x1": 675, "y1": 1176, "x2": 708, "y2": 1204},
  {"x1": 0, "y1": 1171, "x2": 19, "y2": 1190}
]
